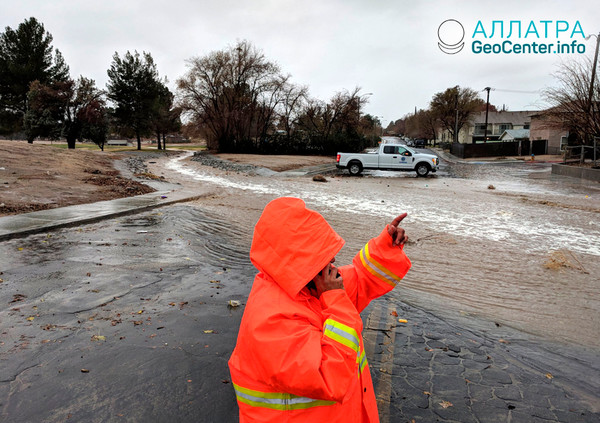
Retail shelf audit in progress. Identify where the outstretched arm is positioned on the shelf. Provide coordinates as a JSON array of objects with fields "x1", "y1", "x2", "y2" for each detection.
[{"x1": 340, "y1": 213, "x2": 412, "y2": 312}]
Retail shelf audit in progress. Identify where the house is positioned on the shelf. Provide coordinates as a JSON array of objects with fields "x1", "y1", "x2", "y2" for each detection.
[
  {"x1": 438, "y1": 110, "x2": 535, "y2": 144},
  {"x1": 499, "y1": 129, "x2": 531, "y2": 156},
  {"x1": 529, "y1": 112, "x2": 569, "y2": 155},
  {"x1": 498, "y1": 129, "x2": 530, "y2": 141}
]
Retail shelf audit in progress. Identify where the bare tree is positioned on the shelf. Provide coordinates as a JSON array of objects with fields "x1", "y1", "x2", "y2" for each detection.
[
  {"x1": 404, "y1": 109, "x2": 439, "y2": 142},
  {"x1": 296, "y1": 87, "x2": 374, "y2": 153},
  {"x1": 177, "y1": 40, "x2": 282, "y2": 152},
  {"x1": 252, "y1": 74, "x2": 290, "y2": 149},
  {"x1": 430, "y1": 86, "x2": 481, "y2": 143},
  {"x1": 277, "y1": 82, "x2": 308, "y2": 139},
  {"x1": 543, "y1": 57, "x2": 600, "y2": 144}
]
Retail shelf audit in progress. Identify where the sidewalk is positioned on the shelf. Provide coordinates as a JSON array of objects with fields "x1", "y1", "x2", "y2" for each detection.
[
  {"x1": 0, "y1": 160, "x2": 339, "y2": 241},
  {"x1": 434, "y1": 148, "x2": 563, "y2": 165},
  {"x1": 0, "y1": 188, "x2": 205, "y2": 241}
]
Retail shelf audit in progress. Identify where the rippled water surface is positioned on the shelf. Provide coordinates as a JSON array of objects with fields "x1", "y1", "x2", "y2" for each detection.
[{"x1": 168, "y1": 153, "x2": 600, "y2": 349}]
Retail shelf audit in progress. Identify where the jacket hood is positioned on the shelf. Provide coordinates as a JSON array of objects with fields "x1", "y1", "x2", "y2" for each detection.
[{"x1": 250, "y1": 197, "x2": 345, "y2": 298}]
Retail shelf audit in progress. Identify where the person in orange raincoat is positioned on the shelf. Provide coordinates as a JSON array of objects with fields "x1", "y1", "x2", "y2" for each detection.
[{"x1": 228, "y1": 197, "x2": 411, "y2": 422}]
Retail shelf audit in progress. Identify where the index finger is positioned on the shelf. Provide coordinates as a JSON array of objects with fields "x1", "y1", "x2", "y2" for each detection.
[{"x1": 390, "y1": 213, "x2": 408, "y2": 227}]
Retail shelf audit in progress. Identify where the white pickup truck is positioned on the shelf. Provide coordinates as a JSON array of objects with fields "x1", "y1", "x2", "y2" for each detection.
[{"x1": 336, "y1": 143, "x2": 440, "y2": 176}]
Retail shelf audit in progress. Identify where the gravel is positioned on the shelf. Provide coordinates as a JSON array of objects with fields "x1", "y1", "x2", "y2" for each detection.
[{"x1": 191, "y1": 152, "x2": 263, "y2": 174}]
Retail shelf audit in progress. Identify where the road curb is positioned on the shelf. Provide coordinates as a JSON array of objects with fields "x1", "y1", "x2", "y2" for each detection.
[{"x1": 0, "y1": 190, "x2": 205, "y2": 241}]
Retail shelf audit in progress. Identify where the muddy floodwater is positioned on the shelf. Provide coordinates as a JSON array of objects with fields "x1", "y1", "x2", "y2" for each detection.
[
  {"x1": 158, "y1": 152, "x2": 600, "y2": 351},
  {"x1": 1, "y1": 151, "x2": 599, "y2": 421}
]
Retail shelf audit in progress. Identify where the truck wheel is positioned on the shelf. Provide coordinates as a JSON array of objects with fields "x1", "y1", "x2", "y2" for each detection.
[
  {"x1": 415, "y1": 163, "x2": 430, "y2": 177},
  {"x1": 348, "y1": 161, "x2": 363, "y2": 176}
]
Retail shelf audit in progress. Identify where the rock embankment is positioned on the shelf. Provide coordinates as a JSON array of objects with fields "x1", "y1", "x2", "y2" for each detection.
[{"x1": 191, "y1": 153, "x2": 263, "y2": 174}]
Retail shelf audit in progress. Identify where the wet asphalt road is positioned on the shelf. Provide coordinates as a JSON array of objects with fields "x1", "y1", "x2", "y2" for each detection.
[
  {"x1": 1, "y1": 158, "x2": 600, "y2": 422},
  {"x1": 1, "y1": 207, "x2": 254, "y2": 422}
]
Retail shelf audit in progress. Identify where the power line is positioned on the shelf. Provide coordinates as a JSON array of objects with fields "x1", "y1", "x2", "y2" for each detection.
[{"x1": 488, "y1": 88, "x2": 541, "y2": 94}]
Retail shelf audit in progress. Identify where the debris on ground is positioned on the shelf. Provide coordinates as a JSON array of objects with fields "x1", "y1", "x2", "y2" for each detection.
[
  {"x1": 10, "y1": 294, "x2": 27, "y2": 303},
  {"x1": 544, "y1": 249, "x2": 588, "y2": 273}
]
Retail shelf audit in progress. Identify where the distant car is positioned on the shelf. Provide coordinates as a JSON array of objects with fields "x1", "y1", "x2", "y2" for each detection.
[
  {"x1": 406, "y1": 139, "x2": 415, "y2": 147},
  {"x1": 414, "y1": 139, "x2": 426, "y2": 148}
]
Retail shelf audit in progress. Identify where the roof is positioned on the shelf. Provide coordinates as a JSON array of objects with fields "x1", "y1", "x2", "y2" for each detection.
[
  {"x1": 499, "y1": 129, "x2": 530, "y2": 140},
  {"x1": 471, "y1": 110, "x2": 538, "y2": 125}
]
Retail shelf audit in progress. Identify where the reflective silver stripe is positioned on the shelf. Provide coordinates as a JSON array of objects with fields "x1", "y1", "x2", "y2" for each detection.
[
  {"x1": 324, "y1": 322, "x2": 360, "y2": 352},
  {"x1": 236, "y1": 389, "x2": 284, "y2": 405},
  {"x1": 324, "y1": 319, "x2": 368, "y2": 376},
  {"x1": 359, "y1": 243, "x2": 400, "y2": 287},
  {"x1": 358, "y1": 349, "x2": 367, "y2": 371},
  {"x1": 233, "y1": 383, "x2": 335, "y2": 410}
]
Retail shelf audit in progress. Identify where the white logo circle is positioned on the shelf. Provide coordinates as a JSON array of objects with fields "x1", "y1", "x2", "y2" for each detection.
[{"x1": 438, "y1": 19, "x2": 465, "y2": 54}]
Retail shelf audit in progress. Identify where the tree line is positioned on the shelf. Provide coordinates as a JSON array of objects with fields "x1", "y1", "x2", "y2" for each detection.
[
  {"x1": 385, "y1": 86, "x2": 497, "y2": 145},
  {"x1": 0, "y1": 18, "x2": 180, "y2": 150},
  {"x1": 0, "y1": 17, "x2": 380, "y2": 154},
  {"x1": 177, "y1": 41, "x2": 380, "y2": 155},
  {"x1": 386, "y1": 61, "x2": 599, "y2": 149}
]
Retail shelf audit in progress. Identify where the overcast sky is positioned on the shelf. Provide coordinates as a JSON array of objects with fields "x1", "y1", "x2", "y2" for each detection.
[{"x1": 2, "y1": 0, "x2": 599, "y2": 125}]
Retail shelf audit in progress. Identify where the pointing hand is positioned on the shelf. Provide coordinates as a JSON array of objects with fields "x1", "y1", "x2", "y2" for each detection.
[{"x1": 387, "y1": 213, "x2": 408, "y2": 247}]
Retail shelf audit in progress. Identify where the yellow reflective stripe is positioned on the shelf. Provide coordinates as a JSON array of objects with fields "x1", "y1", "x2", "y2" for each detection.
[
  {"x1": 323, "y1": 319, "x2": 360, "y2": 354},
  {"x1": 324, "y1": 319, "x2": 368, "y2": 378},
  {"x1": 358, "y1": 349, "x2": 367, "y2": 373},
  {"x1": 364, "y1": 242, "x2": 402, "y2": 284},
  {"x1": 233, "y1": 383, "x2": 335, "y2": 410},
  {"x1": 359, "y1": 242, "x2": 401, "y2": 287}
]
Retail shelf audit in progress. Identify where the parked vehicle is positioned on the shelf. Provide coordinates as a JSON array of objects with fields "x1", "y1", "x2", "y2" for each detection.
[
  {"x1": 336, "y1": 143, "x2": 439, "y2": 176},
  {"x1": 414, "y1": 139, "x2": 426, "y2": 148}
]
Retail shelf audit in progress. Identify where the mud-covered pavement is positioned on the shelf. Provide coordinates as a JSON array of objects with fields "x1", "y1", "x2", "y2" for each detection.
[{"x1": 1, "y1": 151, "x2": 599, "y2": 422}]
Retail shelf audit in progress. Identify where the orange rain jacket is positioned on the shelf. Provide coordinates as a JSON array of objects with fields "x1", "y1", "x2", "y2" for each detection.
[{"x1": 228, "y1": 197, "x2": 411, "y2": 422}]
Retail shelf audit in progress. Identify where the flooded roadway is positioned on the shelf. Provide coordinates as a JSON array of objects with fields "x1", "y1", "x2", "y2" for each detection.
[
  {"x1": 0, "y1": 206, "x2": 254, "y2": 422},
  {"x1": 163, "y1": 152, "x2": 600, "y2": 350},
  {"x1": 1, "y1": 151, "x2": 599, "y2": 421}
]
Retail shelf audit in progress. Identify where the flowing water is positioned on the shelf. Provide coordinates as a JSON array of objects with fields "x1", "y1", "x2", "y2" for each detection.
[{"x1": 165, "y1": 152, "x2": 600, "y2": 350}]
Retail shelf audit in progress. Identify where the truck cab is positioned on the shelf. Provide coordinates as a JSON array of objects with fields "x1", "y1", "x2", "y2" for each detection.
[
  {"x1": 336, "y1": 143, "x2": 439, "y2": 177},
  {"x1": 379, "y1": 144, "x2": 418, "y2": 170}
]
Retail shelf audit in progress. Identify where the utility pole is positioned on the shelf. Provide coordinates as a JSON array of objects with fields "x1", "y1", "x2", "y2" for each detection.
[
  {"x1": 585, "y1": 33, "x2": 600, "y2": 153},
  {"x1": 484, "y1": 87, "x2": 491, "y2": 143},
  {"x1": 454, "y1": 85, "x2": 459, "y2": 144}
]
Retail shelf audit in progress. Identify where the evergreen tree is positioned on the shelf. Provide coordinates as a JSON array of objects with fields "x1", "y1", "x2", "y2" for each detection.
[
  {"x1": 150, "y1": 80, "x2": 181, "y2": 150},
  {"x1": 106, "y1": 51, "x2": 161, "y2": 150},
  {"x1": 0, "y1": 17, "x2": 69, "y2": 137},
  {"x1": 24, "y1": 77, "x2": 108, "y2": 149}
]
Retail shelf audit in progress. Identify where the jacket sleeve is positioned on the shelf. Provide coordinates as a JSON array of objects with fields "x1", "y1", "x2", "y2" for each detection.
[
  {"x1": 248, "y1": 288, "x2": 365, "y2": 403},
  {"x1": 339, "y1": 226, "x2": 412, "y2": 313}
]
